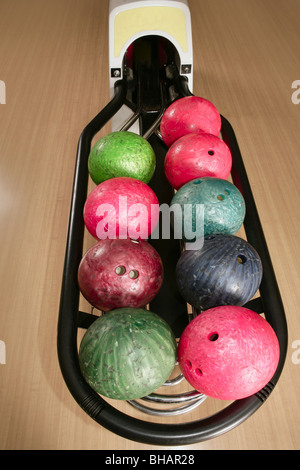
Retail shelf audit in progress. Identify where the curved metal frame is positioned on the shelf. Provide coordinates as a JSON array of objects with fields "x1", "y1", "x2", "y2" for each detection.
[{"x1": 57, "y1": 72, "x2": 288, "y2": 445}]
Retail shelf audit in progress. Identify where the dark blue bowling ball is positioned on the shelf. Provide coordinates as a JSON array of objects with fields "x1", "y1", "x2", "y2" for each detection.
[{"x1": 176, "y1": 234, "x2": 263, "y2": 311}]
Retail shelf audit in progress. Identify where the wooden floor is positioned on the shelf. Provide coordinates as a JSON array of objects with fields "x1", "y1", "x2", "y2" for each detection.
[{"x1": 0, "y1": 0, "x2": 300, "y2": 450}]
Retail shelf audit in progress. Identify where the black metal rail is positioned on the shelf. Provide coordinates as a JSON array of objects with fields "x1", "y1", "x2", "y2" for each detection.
[{"x1": 57, "y1": 63, "x2": 288, "y2": 445}]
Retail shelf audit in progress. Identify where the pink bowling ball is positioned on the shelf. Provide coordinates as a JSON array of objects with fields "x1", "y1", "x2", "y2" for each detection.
[
  {"x1": 160, "y1": 96, "x2": 222, "y2": 147},
  {"x1": 164, "y1": 132, "x2": 232, "y2": 190},
  {"x1": 178, "y1": 306, "x2": 280, "y2": 400},
  {"x1": 83, "y1": 177, "x2": 159, "y2": 240},
  {"x1": 78, "y1": 238, "x2": 163, "y2": 311}
]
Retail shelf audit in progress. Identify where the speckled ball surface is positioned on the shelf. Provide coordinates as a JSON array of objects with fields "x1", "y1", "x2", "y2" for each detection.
[
  {"x1": 78, "y1": 238, "x2": 164, "y2": 311},
  {"x1": 83, "y1": 176, "x2": 160, "y2": 240},
  {"x1": 79, "y1": 308, "x2": 177, "y2": 400},
  {"x1": 160, "y1": 96, "x2": 222, "y2": 147},
  {"x1": 88, "y1": 131, "x2": 156, "y2": 184},
  {"x1": 170, "y1": 177, "x2": 245, "y2": 240},
  {"x1": 176, "y1": 234, "x2": 263, "y2": 310},
  {"x1": 178, "y1": 305, "x2": 280, "y2": 400},
  {"x1": 164, "y1": 132, "x2": 232, "y2": 190}
]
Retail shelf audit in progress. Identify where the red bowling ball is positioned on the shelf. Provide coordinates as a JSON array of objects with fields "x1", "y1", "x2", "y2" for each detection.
[
  {"x1": 83, "y1": 176, "x2": 159, "y2": 240},
  {"x1": 178, "y1": 306, "x2": 280, "y2": 400},
  {"x1": 78, "y1": 238, "x2": 164, "y2": 311},
  {"x1": 160, "y1": 96, "x2": 222, "y2": 147},
  {"x1": 164, "y1": 132, "x2": 232, "y2": 190}
]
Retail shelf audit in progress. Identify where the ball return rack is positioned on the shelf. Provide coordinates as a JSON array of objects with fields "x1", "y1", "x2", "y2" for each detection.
[{"x1": 57, "y1": 0, "x2": 288, "y2": 446}]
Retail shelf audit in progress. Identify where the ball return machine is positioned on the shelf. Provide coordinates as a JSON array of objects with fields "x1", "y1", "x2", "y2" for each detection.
[{"x1": 58, "y1": 0, "x2": 288, "y2": 445}]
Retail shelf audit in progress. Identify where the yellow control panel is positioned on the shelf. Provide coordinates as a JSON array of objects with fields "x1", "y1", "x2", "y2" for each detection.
[{"x1": 114, "y1": 6, "x2": 188, "y2": 58}]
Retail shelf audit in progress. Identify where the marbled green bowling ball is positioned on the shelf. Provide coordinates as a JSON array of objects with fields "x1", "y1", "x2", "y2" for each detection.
[
  {"x1": 170, "y1": 177, "x2": 246, "y2": 241},
  {"x1": 88, "y1": 131, "x2": 156, "y2": 184}
]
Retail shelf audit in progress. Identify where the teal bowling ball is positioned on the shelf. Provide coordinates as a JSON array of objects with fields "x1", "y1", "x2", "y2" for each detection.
[{"x1": 170, "y1": 177, "x2": 245, "y2": 241}]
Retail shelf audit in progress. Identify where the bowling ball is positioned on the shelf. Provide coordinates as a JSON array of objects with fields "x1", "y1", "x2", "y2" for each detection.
[
  {"x1": 78, "y1": 238, "x2": 164, "y2": 311},
  {"x1": 79, "y1": 307, "x2": 177, "y2": 400},
  {"x1": 160, "y1": 96, "x2": 221, "y2": 147},
  {"x1": 88, "y1": 131, "x2": 156, "y2": 185},
  {"x1": 178, "y1": 305, "x2": 280, "y2": 400},
  {"x1": 83, "y1": 176, "x2": 159, "y2": 240},
  {"x1": 170, "y1": 177, "x2": 245, "y2": 241},
  {"x1": 164, "y1": 132, "x2": 232, "y2": 190},
  {"x1": 176, "y1": 234, "x2": 263, "y2": 311}
]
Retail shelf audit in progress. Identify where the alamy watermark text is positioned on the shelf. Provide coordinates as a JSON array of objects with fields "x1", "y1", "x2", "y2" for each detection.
[
  {"x1": 0, "y1": 340, "x2": 6, "y2": 364},
  {"x1": 95, "y1": 197, "x2": 204, "y2": 250},
  {"x1": 291, "y1": 80, "x2": 300, "y2": 104},
  {"x1": 0, "y1": 80, "x2": 6, "y2": 104}
]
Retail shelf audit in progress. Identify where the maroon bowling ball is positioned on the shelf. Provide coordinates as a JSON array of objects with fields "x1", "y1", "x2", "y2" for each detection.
[
  {"x1": 78, "y1": 238, "x2": 164, "y2": 311},
  {"x1": 164, "y1": 132, "x2": 232, "y2": 190},
  {"x1": 160, "y1": 96, "x2": 222, "y2": 147},
  {"x1": 178, "y1": 305, "x2": 280, "y2": 400}
]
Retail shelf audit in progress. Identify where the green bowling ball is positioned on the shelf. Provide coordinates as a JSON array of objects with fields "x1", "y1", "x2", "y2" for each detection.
[
  {"x1": 170, "y1": 177, "x2": 246, "y2": 241},
  {"x1": 88, "y1": 131, "x2": 156, "y2": 184}
]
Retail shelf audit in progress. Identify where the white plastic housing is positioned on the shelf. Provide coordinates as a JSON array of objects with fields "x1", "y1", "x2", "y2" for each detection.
[{"x1": 108, "y1": 0, "x2": 193, "y2": 131}]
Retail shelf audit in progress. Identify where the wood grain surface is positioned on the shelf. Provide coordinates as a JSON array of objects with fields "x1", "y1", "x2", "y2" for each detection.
[{"x1": 0, "y1": 0, "x2": 299, "y2": 450}]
